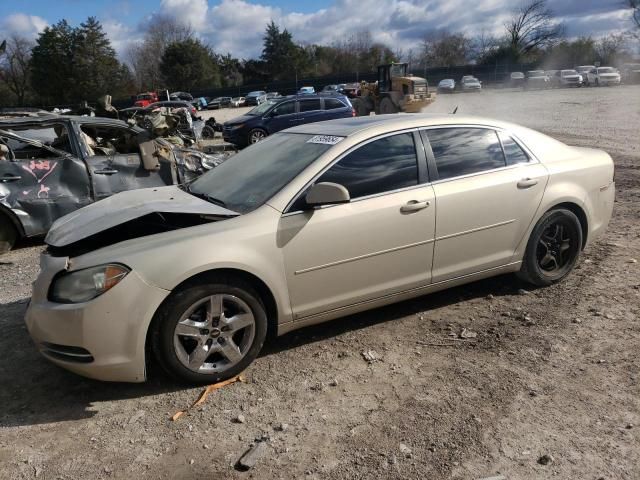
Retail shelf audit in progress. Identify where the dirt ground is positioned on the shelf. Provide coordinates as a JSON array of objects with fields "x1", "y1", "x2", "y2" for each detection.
[{"x1": 0, "y1": 85, "x2": 639, "y2": 480}]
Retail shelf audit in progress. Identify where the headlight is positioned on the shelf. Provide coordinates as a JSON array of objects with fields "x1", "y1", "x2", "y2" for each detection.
[
  {"x1": 229, "y1": 124, "x2": 244, "y2": 129},
  {"x1": 49, "y1": 264, "x2": 130, "y2": 303}
]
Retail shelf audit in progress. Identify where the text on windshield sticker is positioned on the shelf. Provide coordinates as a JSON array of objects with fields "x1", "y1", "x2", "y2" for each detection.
[{"x1": 307, "y1": 135, "x2": 344, "y2": 145}]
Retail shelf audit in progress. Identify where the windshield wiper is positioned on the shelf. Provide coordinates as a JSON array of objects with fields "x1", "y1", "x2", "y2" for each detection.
[{"x1": 183, "y1": 183, "x2": 227, "y2": 207}]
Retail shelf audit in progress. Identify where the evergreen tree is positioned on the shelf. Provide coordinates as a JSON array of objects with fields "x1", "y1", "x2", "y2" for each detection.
[
  {"x1": 160, "y1": 38, "x2": 221, "y2": 92},
  {"x1": 30, "y1": 20, "x2": 77, "y2": 104},
  {"x1": 261, "y1": 21, "x2": 303, "y2": 80},
  {"x1": 74, "y1": 17, "x2": 123, "y2": 100}
]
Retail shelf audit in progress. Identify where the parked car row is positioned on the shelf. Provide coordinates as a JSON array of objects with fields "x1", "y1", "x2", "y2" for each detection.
[
  {"x1": 508, "y1": 66, "x2": 623, "y2": 89},
  {"x1": 437, "y1": 76, "x2": 482, "y2": 93}
]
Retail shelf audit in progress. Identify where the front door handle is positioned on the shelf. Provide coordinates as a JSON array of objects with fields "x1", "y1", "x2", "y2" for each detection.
[
  {"x1": 517, "y1": 178, "x2": 538, "y2": 189},
  {"x1": 1, "y1": 174, "x2": 22, "y2": 182},
  {"x1": 94, "y1": 168, "x2": 118, "y2": 175},
  {"x1": 400, "y1": 200, "x2": 430, "y2": 213}
]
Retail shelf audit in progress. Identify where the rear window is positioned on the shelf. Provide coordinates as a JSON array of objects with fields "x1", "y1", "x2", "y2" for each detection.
[
  {"x1": 299, "y1": 99, "x2": 321, "y2": 112},
  {"x1": 324, "y1": 98, "x2": 346, "y2": 110},
  {"x1": 427, "y1": 128, "x2": 505, "y2": 180}
]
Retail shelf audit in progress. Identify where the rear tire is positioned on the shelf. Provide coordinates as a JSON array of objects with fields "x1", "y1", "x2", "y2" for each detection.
[
  {"x1": 0, "y1": 214, "x2": 18, "y2": 255},
  {"x1": 517, "y1": 209, "x2": 582, "y2": 287},
  {"x1": 151, "y1": 278, "x2": 268, "y2": 384},
  {"x1": 201, "y1": 125, "x2": 215, "y2": 139}
]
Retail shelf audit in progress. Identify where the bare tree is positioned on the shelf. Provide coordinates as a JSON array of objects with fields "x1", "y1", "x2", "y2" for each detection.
[
  {"x1": 506, "y1": 0, "x2": 565, "y2": 55},
  {"x1": 422, "y1": 30, "x2": 471, "y2": 67},
  {"x1": 127, "y1": 15, "x2": 194, "y2": 91},
  {"x1": 470, "y1": 29, "x2": 500, "y2": 62},
  {"x1": 595, "y1": 33, "x2": 626, "y2": 64},
  {"x1": 0, "y1": 35, "x2": 34, "y2": 105}
]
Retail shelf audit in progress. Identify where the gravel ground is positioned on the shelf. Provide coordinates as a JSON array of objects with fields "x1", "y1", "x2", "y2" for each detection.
[{"x1": 0, "y1": 85, "x2": 638, "y2": 480}]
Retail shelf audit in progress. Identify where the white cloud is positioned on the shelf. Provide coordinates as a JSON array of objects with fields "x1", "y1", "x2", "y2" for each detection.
[
  {"x1": 1, "y1": 13, "x2": 48, "y2": 39},
  {"x1": 160, "y1": 0, "x2": 209, "y2": 30}
]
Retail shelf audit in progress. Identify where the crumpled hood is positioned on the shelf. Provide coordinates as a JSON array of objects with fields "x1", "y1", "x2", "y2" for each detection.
[{"x1": 46, "y1": 185, "x2": 238, "y2": 247}]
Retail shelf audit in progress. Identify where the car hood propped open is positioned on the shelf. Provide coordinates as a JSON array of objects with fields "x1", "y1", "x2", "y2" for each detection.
[{"x1": 46, "y1": 185, "x2": 239, "y2": 248}]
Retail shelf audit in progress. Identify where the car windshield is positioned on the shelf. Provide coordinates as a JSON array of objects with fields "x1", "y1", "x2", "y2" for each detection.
[
  {"x1": 187, "y1": 133, "x2": 335, "y2": 213},
  {"x1": 247, "y1": 91, "x2": 262, "y2": 97},
  {"x1": 562, "y1": 70, "x2": 578, "y2": 75},
  {"x1": 597, "y1": 67, "x2": 615, "y2": 73},
  {"x1": 246, "y1": 99, "x2": 279, "y2": 115}
]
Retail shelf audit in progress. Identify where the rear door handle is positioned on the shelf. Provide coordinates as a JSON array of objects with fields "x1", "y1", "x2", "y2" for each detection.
[
  {"x1": 517, "y1": 178, "x2": 538, "y2": 189},
  {"x1": 1, "y1": 174, "x2": 22, "y2": 182},
  {"x1": 94, "y1": 168, "x2": 118, "y2": 175},
  {"x1": 400, "y1": 200, "x2": 430, "y2": 213}
]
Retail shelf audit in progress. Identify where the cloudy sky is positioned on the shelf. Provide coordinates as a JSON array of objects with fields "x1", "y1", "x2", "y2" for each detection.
[{"x1": 0, "y1": 0, "x2": 635, "y2": 59}]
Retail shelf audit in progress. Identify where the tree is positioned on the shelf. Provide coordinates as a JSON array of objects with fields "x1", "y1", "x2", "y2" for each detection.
[
  {"x1": 74, "y1": 17, "x2": 129, "y2": 101},
  {"x1": 595, "y1": 34, "x2": 626, "y2": 65},
  {"x1": 127, "y1": 15, "x2": 193, "y2": 91},
  {"x1": 160, "y1": 38, "x2": 220, "y2": 92},
  {"x1": 30, "y1": 20, "x2": 77, "y2": 104},
  {"x1": 422, "y1": 31, "x2": 471, "y2": 67},
  {"x1": 542, "y1": 37, "x2": 596, "y2": 68},
  {"x1": 506, "y1": 0, "x2": 564, "y2": 56},
  {"x1": 0, "y1": 35, "x2": 34, "y2": 105},
  {"x1": 261, "y1": 21, "x2": 304, "y2": 80}
]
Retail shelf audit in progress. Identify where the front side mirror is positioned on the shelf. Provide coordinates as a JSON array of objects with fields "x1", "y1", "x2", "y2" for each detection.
[{"x1": 305, "y1": 182, "x2": 350, "y2": 208}]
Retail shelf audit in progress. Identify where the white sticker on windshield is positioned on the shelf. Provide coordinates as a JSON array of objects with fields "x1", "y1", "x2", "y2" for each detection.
[{"x1": 307, "y1": 135, "x2": 345, "y2": 145}]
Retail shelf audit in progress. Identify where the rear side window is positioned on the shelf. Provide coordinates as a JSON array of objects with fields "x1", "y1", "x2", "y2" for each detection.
[
  {"x1": 324, "y1": 98, "x2": 346, "y2": 110},
  {"x1": 427, "y1": 128, "x2": 505, "y2": 180},
  {"x1": 316, "y1": 132, "x2": 418, "y2": 199},
  {"x1": 299, "y1": 99, "x2": 321, "y2": 112},
  {"x1": 498, "y1": 132, "x2": 530, "y2": 165}
]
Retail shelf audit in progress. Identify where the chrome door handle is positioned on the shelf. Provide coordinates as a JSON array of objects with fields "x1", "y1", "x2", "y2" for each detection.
[
  {"x1": 517, "y1": 178, "x2": 538, "y2": 189},
  {"x1": 401, "y1": 200, "x2": 430, "y2": 213}
]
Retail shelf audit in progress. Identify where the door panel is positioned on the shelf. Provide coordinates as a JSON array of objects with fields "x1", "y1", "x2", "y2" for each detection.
[
  {"x1": 432, "y1": 162, "x2": 548, "y2": 282},
  {"x1": 280, "y1": 186, "x2": 436, "y2": 319},
  {"x1": 266, "y1": 101, "x2": 297, "y2": 133}
]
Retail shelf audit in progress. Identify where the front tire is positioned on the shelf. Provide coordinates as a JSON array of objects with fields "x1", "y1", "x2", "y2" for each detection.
[
  {"x1": 248, "y1": 128, "x2": 267, "y2": 144},
  {"x1": 517, "y1": 209, "x2": 582, "y2": 287},
  {"x1": 151, "y1": 279, "x2": 268, "y2": 384},
  {"x1": 0, "y1": 215, "x2": 18, "y2": 255},
  {"x1": 379, "y1": 97, "x2": 399, "y2": 114}
]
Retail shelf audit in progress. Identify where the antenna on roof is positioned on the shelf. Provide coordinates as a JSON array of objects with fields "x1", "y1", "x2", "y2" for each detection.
[{"x1": 451, "y1": 106, "x2": 458, "y2": 114}]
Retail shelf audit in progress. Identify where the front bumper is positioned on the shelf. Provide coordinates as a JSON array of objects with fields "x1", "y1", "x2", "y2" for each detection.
[
  {"x1": 599, "y1": 77, "x2": 621, "y2": 85},
  {"x1": 222, "y1": 127, "x2": 247, "y2": 146},
  {"x1": 25, "y1": 255, "x2": 170, "y2": 382}
]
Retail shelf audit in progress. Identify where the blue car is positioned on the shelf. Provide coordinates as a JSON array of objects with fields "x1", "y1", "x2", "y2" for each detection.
[{"x1": 223, "y1": 94, "x2": 354, "y2": 146}]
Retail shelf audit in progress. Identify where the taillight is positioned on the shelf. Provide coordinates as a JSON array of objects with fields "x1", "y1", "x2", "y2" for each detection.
[{"x1": 352, "y1": 108, "x2": 356, "y2": 117}]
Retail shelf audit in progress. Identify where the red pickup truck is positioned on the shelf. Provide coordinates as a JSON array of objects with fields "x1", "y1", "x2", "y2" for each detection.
[{"x1": 133, "y1": 92, "x2": 159, "y2": 107}]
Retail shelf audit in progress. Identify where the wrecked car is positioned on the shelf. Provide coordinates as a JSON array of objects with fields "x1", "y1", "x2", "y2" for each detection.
[
  {"x1": 25, "y1": 114, "x2": 614, "y2": 383},
  {"x1": 0, "y1": 115, "x2": 224, "y2": 253}
]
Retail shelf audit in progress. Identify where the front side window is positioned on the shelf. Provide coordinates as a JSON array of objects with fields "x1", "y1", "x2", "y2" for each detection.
[
  {"x1": 427, "y1": 128, "x2": 505, "y2": 180},
  {"x1": 299, "y1": 99, "x2": 321, "y2": 112},
  {"x1": 272, "y1": 101, "x2": 295, "y2": 116},
  {"x1": 316, "y1": 132, "x2": 418, "y2": 200}
]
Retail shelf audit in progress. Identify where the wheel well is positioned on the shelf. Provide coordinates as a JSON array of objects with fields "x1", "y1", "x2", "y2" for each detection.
[
  {"x1": 0, "y1": 207, "x2": 24, "y2": 237},
  {"x1": 167, "y1": 268, "x2": 278, "y2": 337},
  {"x1": 551, "y1": 202, "x2": 588, "y2": 249}
]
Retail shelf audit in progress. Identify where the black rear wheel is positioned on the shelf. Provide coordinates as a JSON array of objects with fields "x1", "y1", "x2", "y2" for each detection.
[{"x1": 517, "y1": 209, "x2": 582, "y2": 286}]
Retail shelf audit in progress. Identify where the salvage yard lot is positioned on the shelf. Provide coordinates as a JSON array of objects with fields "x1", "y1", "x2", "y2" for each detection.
[{"x1": 1, "y1": 85, "x2": 638, "y2": 479}]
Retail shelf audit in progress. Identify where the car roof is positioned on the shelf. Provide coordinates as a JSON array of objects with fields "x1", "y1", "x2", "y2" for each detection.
[{"x1": 287, "y1": 113, "x2": 519, "y2": 137}]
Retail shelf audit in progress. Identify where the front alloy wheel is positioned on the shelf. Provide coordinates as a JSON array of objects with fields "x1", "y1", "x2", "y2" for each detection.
[
  {"x1": 248, "y1": 129, "x2": 267, "y2": 144},
  {"x1": 173, "y1": 294, "x2": 255, "y2": 374},
  {"x1": 152, "y1": 280, "x2": 267, "y2": 383}
]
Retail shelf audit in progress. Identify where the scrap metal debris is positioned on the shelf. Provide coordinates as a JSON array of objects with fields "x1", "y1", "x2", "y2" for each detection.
[
  {"x1": 460, "y1": 328, "x2": 478, "y2": 339},
  {"x1": 361, "y1": 350, "x2": 381, "y2": 363},
  {"x1": 171, "y1": 375, "x2": 245, "y2": 421}
]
